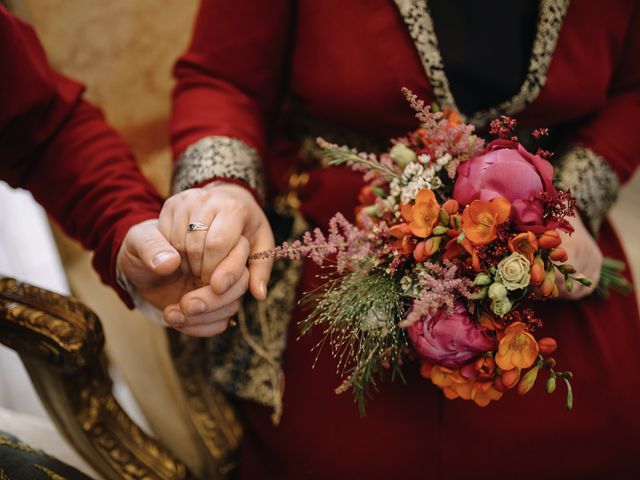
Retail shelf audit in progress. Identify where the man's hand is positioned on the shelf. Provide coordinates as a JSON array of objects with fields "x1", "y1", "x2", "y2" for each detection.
[{"x1": 117, "y1": 219, "x2": 243, "y2": 336}]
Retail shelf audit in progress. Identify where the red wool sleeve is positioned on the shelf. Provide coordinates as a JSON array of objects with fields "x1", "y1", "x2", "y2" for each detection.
[
  {"x1": 170, "y1": 0, "x2": 293, "y2": 163},
  {"x1": 568, "y1": 2, "x2": 640, "y2": 184},
  {"x1": 0, "y1": 8, "x2": 164, "y2": 307}
]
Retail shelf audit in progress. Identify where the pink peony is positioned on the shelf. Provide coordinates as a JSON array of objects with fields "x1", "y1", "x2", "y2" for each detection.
[
  {"x1": 453, "y1": 139, "x2": 558, "y2": 233},
  {"x1": 407, "y1": 301, "x2": 496, "y2": 369}
]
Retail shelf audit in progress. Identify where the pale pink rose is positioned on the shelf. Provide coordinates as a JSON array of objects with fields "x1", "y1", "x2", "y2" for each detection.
[
  {"x1": 453, "y1": 139, "x2": 560, "y2": 233},
  {"x1": 407, "y1": 302, "x2": 496, "y2": 369}
]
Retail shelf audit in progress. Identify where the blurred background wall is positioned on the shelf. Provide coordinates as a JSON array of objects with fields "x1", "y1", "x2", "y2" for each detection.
[{"x1": 0, "y1": 0, "x2": 639, "y2": 468}]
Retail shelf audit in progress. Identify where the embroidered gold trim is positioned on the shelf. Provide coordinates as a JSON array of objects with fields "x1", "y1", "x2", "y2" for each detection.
[
  {"x1": 34, "y1": 465, "x2": 66, "y2": 480},
  {"x1": 172, "y1": 136, "x2": 265, "y2": 199},
  {"x1": 392, "y1": 0, "x2": 570, "y2": 127},
  {"x1": 204, "y1": 208, "x2": 308, "y2": 420},
  {"x1": 555, "y1": 145, "x2": 620, "y2": 235}
]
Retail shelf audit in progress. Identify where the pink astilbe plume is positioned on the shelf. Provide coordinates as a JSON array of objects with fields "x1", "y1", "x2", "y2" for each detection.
[
  {"x1": 402, "y1": 87, "x2": 444, "y2": 125},
  {"x1": 401, "y1": 88, "x2": 484, "y2": 163},
  {"x1": 399, "y1": 260, "x2": 474, "y2": 328},
  {"x1": 265, "y1": 213, "x2": 370, "y2": 273}
]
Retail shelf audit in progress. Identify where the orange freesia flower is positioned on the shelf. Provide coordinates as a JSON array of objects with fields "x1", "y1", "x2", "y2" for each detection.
[
  {"x1": 389, "y1": 222, "x2": 413, "y2": 255},
  {"x1": 495, "y1": 322, "x2": 540, "y2": 370},
  {"x1": 470, "y1": 382, "x2": 504, "y2": 407},
  {"x1": 426, "y1": 363, "x2": 504, "y2": 406},
  {"x1": 550, "y1": 247, "x2": 568, "y2": 262},
  {"x1": 442, "y1": 199, "x2": 460, "y2": 215},
  {"x1": 479, "y1": 311, "x2": 501, "y2": 331},
  {"x1": 508, "y1": 231, "x2": 539, "y2": 263},
  {"x1": 463, "y1": 356, "x2": 496, "y2": 381},
  {"x1": 443, "y1": 237, "x2": 463, "y2": 260},
  {"x1": 413, "y1": 237, "x2": 442, "y2": 262},
  {"x1": 420, "y1": 361, "x2": 434, "y2": 379},
  {"x1": 446, "y1": 377, "x2": 504, "y2": 407},
  {"x1": 443, "y1": 386, "x2": 461, "y2": 400},
  {"x1": 358, "y1": 185, "x2": 377, "y2": 205},
  {"x1": 430, "y1": 365, "x2": 465, "y2": 388},
  {"x1": 498, "y1": 368, "x2": 521, "y2": 390},
  {"x1": 540, "y1": 270, "x2": 556, "y2": 297},
  {"x1": 401, "y1": 189, "x2": 441, "y2": 238},
  {"x1": 538, "y1": 230, "x2": 562, "y2": 249},
  {"x1": 538, "y1": 337, "x2": 558, "y2": 355},
  {"x1": 461, "y1": 197, "x2": 511, "y2": 245},
  {"x1": 443, "y1": 236, "x2": 481, "y2": 271},
  {"x1": 530, "y1": 256, "x2": 545, "y2": 285}
]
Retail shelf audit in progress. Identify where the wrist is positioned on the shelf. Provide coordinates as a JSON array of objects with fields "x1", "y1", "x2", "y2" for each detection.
[
  {"x1": 198, "y1": 177, "x2": 263, "y2": 205},
  {"x1": 171, "y1": 135, "x2": 265, "y2": 201}
]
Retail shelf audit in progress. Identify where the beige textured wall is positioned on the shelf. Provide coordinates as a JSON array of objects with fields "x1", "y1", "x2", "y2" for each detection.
[
  {"x1": 611, "y1": 173, "x2": 640, "y2": 294},
  {"x1": 21, "y1": 0, "x2": 199, "y2": 193}
]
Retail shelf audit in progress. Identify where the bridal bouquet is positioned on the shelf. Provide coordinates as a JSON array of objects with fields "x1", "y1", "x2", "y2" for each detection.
[{"x1": 263, "y1": 89, "x2": 599, "y2": 413}]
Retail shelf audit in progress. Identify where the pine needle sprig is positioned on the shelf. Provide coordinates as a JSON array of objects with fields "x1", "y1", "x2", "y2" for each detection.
[
  {"x1": 300, "y1": 269, "x2": 407, "y2": 415},
  {"x1": 317, "y1": 137, "x2": 401, "y2": 181}
]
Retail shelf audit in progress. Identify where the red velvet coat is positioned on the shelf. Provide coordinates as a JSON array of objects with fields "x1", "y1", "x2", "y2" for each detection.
[
  {"x1": 0, "y1": 8, "x2": 163, "y2": 305},
  {"x1": 171, "y1": 1, "x2": 640, "y2": 478}
]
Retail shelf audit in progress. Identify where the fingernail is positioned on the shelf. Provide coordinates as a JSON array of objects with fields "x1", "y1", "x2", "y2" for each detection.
[
  {"x1": 259, "y1": 281, "x2": 267, "y2": 299},
  {"x1": 187, "y1": 299, "x2": 205, "y2": 316},
  {"x1": 166, "y1": 310, "x2": 185, "y2": 325},
  {"x1": 152, "y1": 251, "x2": 176, "y2": 267}
]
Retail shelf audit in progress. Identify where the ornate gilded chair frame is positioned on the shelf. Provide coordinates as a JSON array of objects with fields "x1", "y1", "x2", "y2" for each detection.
[{"x1": 0, "y1": 277, "x2": 242, "y2": 479}]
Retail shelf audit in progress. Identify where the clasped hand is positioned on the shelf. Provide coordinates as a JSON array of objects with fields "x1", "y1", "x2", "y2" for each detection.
[{"x1": 117, "y1": 183, "x2": 274, "y2": 337}]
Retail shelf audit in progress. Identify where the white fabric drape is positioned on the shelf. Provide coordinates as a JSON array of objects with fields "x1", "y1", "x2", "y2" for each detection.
[{"x1": 0, "y1": 181, "x2": 70, "y2": 418}]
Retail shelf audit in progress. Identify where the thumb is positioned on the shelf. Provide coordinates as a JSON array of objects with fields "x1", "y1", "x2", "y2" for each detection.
[
  {"x1": 247, "y1": 221, "x2": 275, "y2": 301},
  {"x1": 122, "y1": 219, "x2": 181, "y2": 278}
]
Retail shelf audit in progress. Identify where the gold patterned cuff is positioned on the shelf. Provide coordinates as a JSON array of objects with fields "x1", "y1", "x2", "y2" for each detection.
[
  {"x1": 171, "y1": 136, "x2": 265, "y2": 199},
  {"x1": 555, "y1": 145, "x2": 620, "y2": 236}
]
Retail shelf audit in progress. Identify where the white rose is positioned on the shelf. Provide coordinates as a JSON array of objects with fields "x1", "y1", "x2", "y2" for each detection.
[
  {"x1": 488, "y1": 282, "x2": 508, "y2": 301},
  {"x1": 496, "y1": 252, "x2": 531, "y2": 290}
]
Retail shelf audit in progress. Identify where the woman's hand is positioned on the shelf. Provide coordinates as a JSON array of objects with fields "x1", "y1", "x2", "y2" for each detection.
[
  {"x1": 556, "y1": 213, "x2": 602, "y2": 300},
  {"x1": 157, "y1": 182, "x2": 274, "y2": 335}
]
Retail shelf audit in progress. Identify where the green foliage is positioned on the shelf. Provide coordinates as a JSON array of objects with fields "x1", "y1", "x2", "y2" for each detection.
[
  {"x1": 596, "y1": 256, "x2": 632, "y2": 298},
  {"x1": 318, "y1": 141, "x2": 400, "y2": 181},
  {"x1": 300, "y1": 269, "x2": 407, "y2": 415}
]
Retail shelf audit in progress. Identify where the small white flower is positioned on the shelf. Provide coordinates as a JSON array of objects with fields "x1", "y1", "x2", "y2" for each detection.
[
  {"x1": 436, "y1": 153, "x2": 452, "y2": 166},
  {"x1": 400, "y1": 275, "x2": 413, "y2": 292},
  {"x1": 389, "y1": 178, "x2": 402, "y2": 197},
  {"x1": 400, "y1": 178, "x2": 431, "y2": 203},
  {"x1": 418, "y1": 154, "x2": 432, "y2": 165},
  {"x1": 402, "y1": 162, "x2": 423, "y2": 181},
  {"x1": 422, "y1": 166, "x2": 435, "y2": 180}
]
